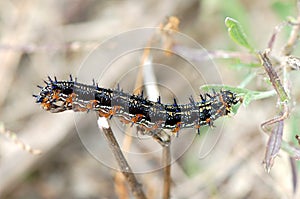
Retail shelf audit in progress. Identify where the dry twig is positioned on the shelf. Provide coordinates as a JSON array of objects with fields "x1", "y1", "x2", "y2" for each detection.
[
  {"x1": 0, "y1": 123, "x2": 42, "y2": 155},
  {"x1": 162, "y1": 145, "x2": 171, "y2": 199},
  {"x1": 97, "y1": 118, "x2": 147, "y2": 199}
]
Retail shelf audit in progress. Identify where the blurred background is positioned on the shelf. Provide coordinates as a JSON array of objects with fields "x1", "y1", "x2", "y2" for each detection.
[{"x1": 0, "y1": 0, "x2": 299, "y2": 198}]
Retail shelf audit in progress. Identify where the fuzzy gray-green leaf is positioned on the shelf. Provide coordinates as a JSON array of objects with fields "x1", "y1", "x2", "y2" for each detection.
[{"x1": 225, "y1": 17, "x2": 254, "y2": 51}]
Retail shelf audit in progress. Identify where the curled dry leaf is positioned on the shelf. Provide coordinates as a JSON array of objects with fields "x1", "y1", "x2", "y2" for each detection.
[
  {"x1": 263, "y1": 120, "x2": 284, "y2": 173},
  {"x1": 289, "y1": 157, "x2": 298, "y2": 194},
  {"x1": 259, "y1": 51, "x2": 289, "y2": 102}
]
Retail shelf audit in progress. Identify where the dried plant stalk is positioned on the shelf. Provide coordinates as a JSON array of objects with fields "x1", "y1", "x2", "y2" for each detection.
[{"x1": 98, "y1": 118, "x2": 147, "y2": 199}]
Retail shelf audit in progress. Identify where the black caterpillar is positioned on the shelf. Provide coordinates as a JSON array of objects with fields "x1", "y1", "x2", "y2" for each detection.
[{"x1": 34, "y1": 76, "x2": 239, "y2": 139}]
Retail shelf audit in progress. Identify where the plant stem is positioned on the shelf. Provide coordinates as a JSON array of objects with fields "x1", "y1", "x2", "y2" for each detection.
[
  {"x1": 238, "y1": 72, "x2": 256, "y2": 88},
  {"x1": 162, "y1": 144, "x2": 171, "y2": 199},
  {"x1": 258, "y1": 51, "x2": 289, "y2": 102},
  {"x1": 98, "y1": 118, "x2": 147, "y2": 199}
]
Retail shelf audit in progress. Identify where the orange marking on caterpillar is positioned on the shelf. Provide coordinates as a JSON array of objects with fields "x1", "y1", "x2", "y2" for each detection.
[
  {"x1": 72, "y1": 103, "x2": 88, "y2": 112},
  {"x1": 172, "y1": 122, "x2": 183, "y2": 136},
  {"x1": 131, "y1": 114, "x2": 144, "y2": 123},
  {"x1": 66, "y1": 93, "x2": 76, "y2": 104},
  {"x1": 98, "y1": 109, "x2": 111, "y2": 118},
  {"x1": 41, "y1": 97, "x2": 51, "y2": 110},
  {"x1": 194, "y1": 124, "x2": 201, "y2": 129},
  {"x1": 52, "y1": 90, "x2": 60, "y2": 100},
  {"x1": 110, "y1": 106, "x2": 121, "y2": 116},
  {"x1": 86, "y1": 100, "x2": 98, "y2": 110},
  {"x1": 206, "y1": 118, "x2": 211, "y2": 125}
]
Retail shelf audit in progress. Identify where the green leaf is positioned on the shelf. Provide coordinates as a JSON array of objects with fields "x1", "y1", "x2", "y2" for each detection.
[
  {"x1": 242, "y1": 93, "x2": 250, "y2": 106},
  {"x1": 225, "y1": 17, "x2": 254, "y2": 51}
]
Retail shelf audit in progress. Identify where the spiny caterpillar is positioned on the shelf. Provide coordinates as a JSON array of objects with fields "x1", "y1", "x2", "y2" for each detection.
[{"x1": 34, "y1": 76, "x2": 239, "y2": 143}]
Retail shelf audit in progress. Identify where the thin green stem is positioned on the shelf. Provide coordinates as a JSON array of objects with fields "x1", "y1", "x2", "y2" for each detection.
[{"x1": 238, "y1": 72, "x2": 256, "y2": 88}]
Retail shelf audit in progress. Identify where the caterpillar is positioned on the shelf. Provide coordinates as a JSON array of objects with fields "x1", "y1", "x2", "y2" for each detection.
[{"x1": 33, "y1": 76, "x2": 239, "y2": 142}]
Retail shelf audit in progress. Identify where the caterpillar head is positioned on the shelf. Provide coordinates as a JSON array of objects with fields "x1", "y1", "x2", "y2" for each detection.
[
  {"x1": 220, "y1": 90, "x2": 239, "y2": 107},
  {"x1": 33, "y1": 77, "x2": 74, "y2": 113}
]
